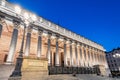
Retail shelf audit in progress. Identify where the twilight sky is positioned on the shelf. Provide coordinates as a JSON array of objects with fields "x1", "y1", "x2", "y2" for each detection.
[{"x1": 8, "y1": 0, "x2": 120, "y2": 52}]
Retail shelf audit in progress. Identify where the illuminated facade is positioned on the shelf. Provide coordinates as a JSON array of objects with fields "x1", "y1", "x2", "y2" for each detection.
[
  {"x1": 0, "y1": 0, "x2": 108, "y2": 75},
  {"x1": 106, "y1": 48, "x2": 120, "y2": 76}
]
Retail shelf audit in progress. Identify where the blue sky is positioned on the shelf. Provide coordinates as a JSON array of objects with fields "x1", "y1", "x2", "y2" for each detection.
[{"x1": 8, "y1": 0, "x2": 120, "y2": 52}]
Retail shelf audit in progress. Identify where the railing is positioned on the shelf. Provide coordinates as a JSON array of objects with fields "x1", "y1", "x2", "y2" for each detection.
[{"x1": 0, "y1": 0, "x2": 105, "y2": 51}]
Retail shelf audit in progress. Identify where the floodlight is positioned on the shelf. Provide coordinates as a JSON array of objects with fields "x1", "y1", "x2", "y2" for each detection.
[
  {"x1": 24, "y1": 12, "x2": 29, "y2": 19},
  {"x1": 15, "y1": 5, "x2": 21, "y2": 14},
  {"x1": 31, "y1": 14, "x2": 37, "y2": 21}
]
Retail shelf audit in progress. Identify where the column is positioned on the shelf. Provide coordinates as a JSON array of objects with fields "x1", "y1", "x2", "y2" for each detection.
[
  {"x1": 98, "y1": 53, "x2": 100, "y2": 65},
  {"x1": 24, "y1": 26, "x2": 32, "y2": 56},
  {"x1": 70, "y1": 41, "x2": 73, "y2": 66},
  {"x1": 87, "y1": 49, "x2": 90, "y2": 67},
  {"x1": 81, "y1": 44, "x2": 85, "y2": 67},
  {"x1": 0, "y1": 16, "x2": 4, "y2": 38},
  {"x1": 86, "y1": 47, "x2": 89, "y2": 67},
  {"x1": 75, "y1": 43, "x2": 78, "y2": 67},
  {"x1": 37, "y1": 30, "x2": 42, "y2": 57},
  {"x1": 84, "y1": 47, "x2": 86, "y2": 67},
  {"x1": 6, "y1": 20, "x2": 20, "y2": 64},
  {"x1": 89, "y1": 48, "x2": 92, "y2": 67},
  {"x1": 92, "y1": 48, "x2": 95, "y2": 66},
  {"x1": 47, "y1": 34, "x2": 51, "y2": 66},
  {"x1": 55, "y1": 36, "x2": 59, "y2": 66},
  {"x1": 77, "y1": 43, "x2": 80, "y2": 67},
  {"x1": 64, "y1": 39, "x2": 67, "y2": 66},
  {"x1": 79, "y1": 46, "x2": 82, "y2": 67},
  {"x1": 96, "y1": 50, "x2": 99, "y2": 65}
]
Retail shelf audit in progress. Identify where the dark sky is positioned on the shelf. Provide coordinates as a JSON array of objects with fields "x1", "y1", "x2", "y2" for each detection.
[{"x1": 8, "y1": 0, "x2": 120, "y2": 51}]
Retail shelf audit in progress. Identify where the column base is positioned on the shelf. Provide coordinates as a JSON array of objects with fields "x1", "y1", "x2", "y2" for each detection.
[
  {"x1": 55, "y1": 63, "x2": 60, "y2": 66},
  {"x1": 4, "y1": 61, "x2": 14, "y2": 65},
  {"x1": 8, "y1": 76, "x2": 21, "y2": 80}
]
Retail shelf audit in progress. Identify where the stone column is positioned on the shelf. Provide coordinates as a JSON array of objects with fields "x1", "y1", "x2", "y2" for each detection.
[
  {"x1": 24, "y1": 26, "x2": 32, "y2": 56},
  {"x1": 98, "y1": 53, "x2": 100, "y2": 65},
  {"x1": 70, "y1": 41, "x2": 73, "y2": 66},
  {"x1": 47, "y1": 34, "x2": 51, "y2": 66},
  {"x1": 92, "y1": 48, "x2": 95, "y2": 66},
  {"x1": 83, "y1": 46, "x2": 86, "y2": 67},
  {"x1": 81, "y1": 44, "x2": 84, "y2": 67},
  {"x1": 77, "y1": 44, "x2": 80, "y2": 67},
  {"x1": 75, "y1": 43, "x2": 78, "y2": 67},
  {"x1": 96, "y1": 50, "x2": 98, "y2": 65},
  {"x1": 6, "y1": 20, "x2": 20, "y2": 64},
  {"x1": 64, "y1": 39, "x2": 67, "y2": 66},
  {"x1": 86, "y1": 47, "x2": 89, "y2": 67},
  {"x1": 87, "y1": 49, "x2": 90, "y2": 67},
  {"x1": 79, "y1": 46, "x2": 82, "y2": 67},
  {"x1": 37, "y1": 30, "x2": 42, "y2": 57},
  {"x1": 0, "y1": 23, "x2": 2, "y2": 38},
  {"x1": 89, "y1": 48, "x2": 92, "y2": 67},
  {"x1": 0, "y1": 16, "x2": 4, "y2": 38},
  {"x1": 55, "y1": 36, "x2": 60, "y2": 66}
]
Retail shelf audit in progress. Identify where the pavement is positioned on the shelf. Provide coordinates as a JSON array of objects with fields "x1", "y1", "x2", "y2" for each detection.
[{"x1": 0, "y1": 64, "x2": 120, "y2": 80}]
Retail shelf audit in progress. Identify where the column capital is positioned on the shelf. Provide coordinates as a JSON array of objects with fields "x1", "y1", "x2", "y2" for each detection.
[
  {"x1": 55, "y1": 35, "x2": 59, "y2": 41},
  {"x1": 69, "y1": 40, "x2": 73, "y2": 45},
  {"x1": 13, "y1": 20, "x2": 20, "y2": 29},
  {"x1": 76, "y1": 42, "x2": 80, "y2": 47},
  {"x1": 48, "y1": 33, "x2": 52, "y2": 39},
  {"x1": 26, "y1": 26, "x2": 32, "y2": 33},
  {"x1": 38, "y1": 30, "x2": 43, "y2": 36},
  {"x1": 63, "y1": 38, "x2": 67, "y2": 44},
  {"x1": 0, "y1": 15, "x2": 5, "y2": 25}
]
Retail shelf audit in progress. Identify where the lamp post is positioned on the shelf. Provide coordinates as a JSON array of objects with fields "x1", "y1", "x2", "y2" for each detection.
[
  {"x1": 9, "y1": 6, "x2": 25, "y2": 79},
  {"x1": 9, "y1": 5, "x2": 37, "y2": 79}
]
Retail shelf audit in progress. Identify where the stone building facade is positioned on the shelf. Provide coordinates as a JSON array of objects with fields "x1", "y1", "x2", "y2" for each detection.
[
  {"x1": 0, "y1": 0, "x2": 108, "y2": 75},
  {"x1": 106, "y1": 48, "x2": 120, "y2": 76}
]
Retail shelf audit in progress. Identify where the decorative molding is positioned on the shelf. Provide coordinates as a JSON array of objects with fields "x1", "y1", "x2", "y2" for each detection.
[{"x1": 0, "y1": 0, "x2": 105, "y2": 51}]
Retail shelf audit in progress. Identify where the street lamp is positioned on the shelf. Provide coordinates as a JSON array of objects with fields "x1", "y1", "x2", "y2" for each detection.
[
  {"x1": 9, "y1": 5, "x2": 26, "y2": 79},
  {"x1": 9, "y1": 5, "x2": 37, "y2": 79}
]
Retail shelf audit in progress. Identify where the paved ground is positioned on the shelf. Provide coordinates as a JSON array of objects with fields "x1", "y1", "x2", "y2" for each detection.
[{"x1": 0, "y1": 64, "x2": 120, "y2": 80}]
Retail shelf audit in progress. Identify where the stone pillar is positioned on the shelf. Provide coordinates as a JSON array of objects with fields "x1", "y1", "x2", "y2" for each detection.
[
  {"x1": 90, "y1": 48, "x2": 92, "y2": 67},
  {"x1": 47, "y1": 34, "x2": 51, "y2": 66},
  {"x1": 92, "y1": 48, "x2": 95, "y2": 66},
  {"x1": 93, "y1": 48, "x2": 96, "y2": 65},
  {"x1": 77, "y1": 44, "x2": 80, "y2": 67},
  {"x1": 87, "y1": 49, "x2": 90, "y2": 67},
  {"x1": 96, "y1": 51, "x2": 98, "y2": 65},
  {"x1": 0, "y1": 16, "x2": 4, "y2": 38},
  {"x1": 64, "y1": 39, "x2": 67, "y2": 66},
  {"x1": 98, "y1": 53, "x2": 100, "y2": 65},
  {"x1": 24, "y1": 26, "x2": 32, "y2": 56},
  {"x1": 6, "y1": 20, "x2": 20, "y2": 64},
  {"x1": 96, "y1": 50, "x2": 98, "y2": 65},
  {"x1": 70, "y1": 41, "x2": 73, "y2": 66},
  {"x1": 86, "y1": 46, "x2": 89, "y2": 67},
  {"x1": 84, "y1": 46, "x2": 86, "y2": 67},
  {"x1": 75, "y1": 43, "x2": 78, "y2": 67},
  {"x1": 79, "y1": 46, "x2": 82, "y2": 67},
  {"x1": 0, "y1": 23, "x2": 2, "y2": 38},
  {"x1": 55, "y1": 36, "x2": 59, "y2": 66},
  {"x1": 81, "y1": 44, "x2": 84, "y2": 67},
  {"x1": 37, "y1": 30, "x2": 42, "y2": 57}
]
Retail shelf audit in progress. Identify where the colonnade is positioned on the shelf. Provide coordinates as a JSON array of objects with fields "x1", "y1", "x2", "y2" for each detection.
[{"x1": 0, "y1": 18, "x2": 107, "y2": 68}]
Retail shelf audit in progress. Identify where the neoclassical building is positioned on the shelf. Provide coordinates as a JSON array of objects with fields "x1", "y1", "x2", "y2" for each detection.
[{"x1": 0, "y1": 0, "x2": 108, "y2": 75}]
